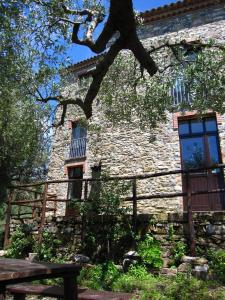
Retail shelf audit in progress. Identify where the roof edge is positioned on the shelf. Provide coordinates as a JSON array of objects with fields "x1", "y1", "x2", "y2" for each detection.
[{"x1": 141, "y1": 0, "x2": 225, "y2": 24}]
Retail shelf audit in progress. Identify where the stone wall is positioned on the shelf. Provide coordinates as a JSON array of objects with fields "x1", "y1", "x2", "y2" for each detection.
[
  {"x1": 9, "y1": 211, "x2": 225, "y2": 258},
  {"x1": 47, "y1": 211, "x2": 224, "y2": 253},
  {"x1": 47, "y1": 3, "x2": 225, "y2": 216}
]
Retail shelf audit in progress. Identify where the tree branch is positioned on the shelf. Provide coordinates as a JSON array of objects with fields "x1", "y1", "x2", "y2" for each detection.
[{"x1": 83, "y1": 37, "x2": 124, "y2": 118}]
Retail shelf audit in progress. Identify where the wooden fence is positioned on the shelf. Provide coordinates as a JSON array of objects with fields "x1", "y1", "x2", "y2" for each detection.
[{"x1": 4, "y1": 164, "x2": 225, "y2": 255}]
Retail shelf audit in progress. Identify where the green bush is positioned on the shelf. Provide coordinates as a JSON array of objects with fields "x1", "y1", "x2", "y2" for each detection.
[
  {"x1": 137, "y1": 235, "x2": 163, "y2": 269},
  {"x1": 171, "y1": 241, "x2": 187, "y2": 265},
  {"x1": 78, "y1": 261, "x2": 225, "y2": 300},
  {"x1": 208, "y1": 249, "x2": 225, "y2": 283},
  {"x1": 6, "y1": 225, "x2": 34, "y2": 258},
  {"x1": 164, "y1": 275, "x2": 224, "y2": 300},
  {"x1": 113, "y1": 271, "x2": 225, "y2": 300},
  {"x1": 80, "y1": 179, "x2": 132, "y2": 261},
  {"x1": 78, "y1": 261, "x2": 121, "y2": 291},
  {"x1": 35, "y1": 232, "x2": 62, "y2": 262},
  {"x1": 112, "y1": 265, "x2": 153, "y2": 293}
]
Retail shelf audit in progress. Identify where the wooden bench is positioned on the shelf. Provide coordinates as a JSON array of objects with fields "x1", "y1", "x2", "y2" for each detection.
[
  {"x1": 7, "y1": 283, "x2": 64, "y2": 299},
  {"x1": 7, "y1": 283, "x2": 134, "y2": 299}
]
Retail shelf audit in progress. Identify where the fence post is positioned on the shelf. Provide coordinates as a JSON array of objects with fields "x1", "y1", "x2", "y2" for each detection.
[
  {"x1": 82, "y1": 180, "x2": 88, "y2": 241},
  {"x1": 3, "y1": 188, "x2": 13, "y2": 249},
  {"x1": 38, "y1": 183, "x2": 48, "y2": 244},
  {"x1": 132, "y1": 179, "x2": 137, "y2": 235},
  {"x1": 186, "y1": 172, "x2": 196, "y2": 256}
]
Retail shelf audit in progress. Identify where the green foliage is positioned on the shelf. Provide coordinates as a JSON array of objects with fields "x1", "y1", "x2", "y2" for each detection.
[
  {"x1": 168, "y1": 224, "x2": 174, "y2": 241},
  {"x1": 99, "y1": 52, "x2": 173, "y2": 129},
  {"x1": 174, "y1": 46, "x2": 225, "y2": 115},
  {"x1": 78, "y1": 261, "x2": 225, "y2": 300},
  {"x1": 207, "y1": 249, "x2": 225, "y2": 283},
  {"x1": 78, "y1": 261, "x2": 120, "y2": 291},
  {"x1": 0, "y1": 1, "x2": 51, "y2": 195},
  {"x1": 171, "y1": 241, "x2": 187, "y2": 265},
  {"x1": 137, "y1": 235, "x2": 163, "y2": 269},
  {"x1": 2, "y1": 2, "x2": 225, "y2": 140},
  {"x1": 0, "y1": 97, "x2": 50, "y2": 196},
  {"x1": 35, "y1": 232, "x2": 62, "y2": 262},
  {"x1": 162, "y1": 275, "x2": 224, "y2": 300},
  {"x1": 112, "y1": 265, "x2": 152, "y2": 293},
  {"x1": 80, "y1": 179, "x2": 132, "y2": 261},
  {"x1": 6, "y1": 225, "x2": 34, "y2": 258},
  {"x1": 5, "y1": 227, "x2": 65, "y2": 263},
  {"x1": 113, "y1": 271, "x2": 225, "y2": 300}
]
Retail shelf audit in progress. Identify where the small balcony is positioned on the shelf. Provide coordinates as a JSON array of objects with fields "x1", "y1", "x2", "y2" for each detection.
[
  {"x1": 68, "y1": 137, "x2": 87, "y2": 159},
  {"x1": 172, "y1": 76, "x2": 191, "y2": 105}
]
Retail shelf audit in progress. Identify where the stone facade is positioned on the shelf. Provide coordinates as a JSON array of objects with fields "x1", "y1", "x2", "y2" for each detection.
[{"x1": 47, "y1": 2, "x2": 225, "y2": 217}]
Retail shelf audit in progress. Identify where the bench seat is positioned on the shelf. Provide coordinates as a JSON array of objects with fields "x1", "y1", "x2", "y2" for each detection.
[{"x1": 7, "y1": 283, "x2": 134, "y2": 299}]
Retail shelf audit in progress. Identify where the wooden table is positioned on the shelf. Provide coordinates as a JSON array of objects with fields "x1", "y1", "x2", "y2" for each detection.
[{"x1": 0, "y1": 258, "x2": 81, "y2": 300}]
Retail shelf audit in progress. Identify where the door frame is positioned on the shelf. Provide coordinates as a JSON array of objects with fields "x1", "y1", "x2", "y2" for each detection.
[{"x1": 178, "y1": 115, "x2": 225, "y2": 211}]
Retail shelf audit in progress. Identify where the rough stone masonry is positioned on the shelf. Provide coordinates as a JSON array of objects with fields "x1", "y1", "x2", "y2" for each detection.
[{"x1": 48, "y1": 2, "x2": 225, "y2": 217}]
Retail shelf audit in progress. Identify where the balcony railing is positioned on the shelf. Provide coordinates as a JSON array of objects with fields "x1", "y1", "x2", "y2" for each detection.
[
  {"x1": 172, "y1": 77, "x2": 191, "y2": 105},
  {"x1": 69, "y1": 137, "x2": 87, "y2": 159}
]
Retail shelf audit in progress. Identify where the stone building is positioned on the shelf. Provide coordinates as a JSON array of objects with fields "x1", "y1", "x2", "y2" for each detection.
[{"x1": 48, "y1": 0, "x2": 225, "y2": 218}]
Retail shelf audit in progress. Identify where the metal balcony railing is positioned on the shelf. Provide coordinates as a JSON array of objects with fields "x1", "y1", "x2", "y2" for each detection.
[
  {"x1": 172, "y1": 77, "x2": 191, "y2": 105},
  {"x1": 69, "y1": 137, "x2": 87, "y2": 159}
]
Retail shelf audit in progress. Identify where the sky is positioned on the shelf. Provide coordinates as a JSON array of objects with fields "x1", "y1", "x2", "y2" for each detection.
[{"x1": 69, "y1": 0, "x2": 179, "y2": 64}]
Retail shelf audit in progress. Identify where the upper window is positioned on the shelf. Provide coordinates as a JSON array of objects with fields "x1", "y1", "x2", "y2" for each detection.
[
  {"x1": 72, "y1": 123, "x2": 87, "y2": 140},
  {"x1": 179, "y1": 117, "x2": 220, "y2": 170},
  {"x1": 69, "y1": 123, "x2": 87, "y2": 159},
  {"x1": 172, "y1": 49, "x2": 199, "y2": 106}
]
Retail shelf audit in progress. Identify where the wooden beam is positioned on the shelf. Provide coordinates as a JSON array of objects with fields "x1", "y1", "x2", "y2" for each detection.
[
  {"x1": 11, "y1": 200, "x2": 43, "y2": 205},
  {"x1": 4, "y1": 189, "x2": 13, "y2": 249},
  {"x1": 132, "y1": 179, "x2": 137, "y2": 235},
  {"x1": 38, "y1": 183, "x2": 48, "y2": 244},
  {"x1": 186, "y1": 173, "x2": 196, "y2": 256},
  {"x1": 8, "y1": 163, "x2": 225, "y2": 188}
]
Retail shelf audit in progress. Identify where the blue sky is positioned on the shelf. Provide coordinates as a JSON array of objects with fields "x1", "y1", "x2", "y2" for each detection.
[{"x1": 69, "y1": 0, "x2": 179, "y2": 63}]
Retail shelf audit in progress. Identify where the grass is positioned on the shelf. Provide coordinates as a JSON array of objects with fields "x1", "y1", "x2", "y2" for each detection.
[{"x1": 78, "y1": 264, "x2": 225, "y2": 300}]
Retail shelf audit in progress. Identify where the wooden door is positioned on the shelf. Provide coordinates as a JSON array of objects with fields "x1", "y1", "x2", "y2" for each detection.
[
  {"x1": 179, "y1": 117, "x2": 225, "y2": 211},
  {"x1": 66, "y1": 166, "x2": 83, "y2": 218}
]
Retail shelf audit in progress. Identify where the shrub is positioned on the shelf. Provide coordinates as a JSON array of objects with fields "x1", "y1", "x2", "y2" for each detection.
[
  {"x1": 78, "y1": 265, "x2": 103, "y2": 290},
  {"x1": 6, "y1": 225, "x2": 34, "y2": 258},
  {"x1": 137, "y1": 235, "x2": 163, "y2": 269},
  {"x1": 165, "y1": 275, "x2": 222, "y2": 300},
  {"x1": 35, "y1": 232, "x2": 62, "y2": 262},
  {"x1": 113, "y1": 272, "x2": 225, "y2": 300},
  {"x1": 171, "y1": 241, "x2": 187, "y2": 265},
  {"x1": 80, "y1": 179, "x2": 132, "y2": 261},
  {"x1": 78, "y1": 261, "x2": 225, "y2": 300},
  {"x1": 112, "y1": 265, "x2": 153, "y2": 293},
  {"x1": 207, "y1": 249, "x2": 225, "y2": 283},
  {"x1": 78, "y1": 261, "x2": 121, "y2": 291}
]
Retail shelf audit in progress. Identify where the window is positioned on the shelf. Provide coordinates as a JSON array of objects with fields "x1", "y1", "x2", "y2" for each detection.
[
  {"x1": 68, "y1": 167, "x2": 83, "y2": 200},
  {"x1": 179, "y1": 117, "x2": 220, "y2": 170},
  {"x1": 66, "y1": 166, "x2": 83, "y2": 218},
  {"x1": 69, "y1": 123, "x2": 87, "y2": 159},
  {"x1": 72, "y1": 123, "x2": 87, "y2": 140},
  {"x1": 172, "y1": 49, "x2": 198, "y2": 106},
  {"x1": 179, "y1": 116, "x2": 225, "y2": 211}
]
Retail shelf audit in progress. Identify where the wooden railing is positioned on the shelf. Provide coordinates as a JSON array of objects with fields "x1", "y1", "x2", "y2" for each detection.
[
  {"x1": 4, "y1": 164, "x2": 225, "y2": 254},
  {"x1": 68, "y1": 137, "x2": 87, "y2": 159}
]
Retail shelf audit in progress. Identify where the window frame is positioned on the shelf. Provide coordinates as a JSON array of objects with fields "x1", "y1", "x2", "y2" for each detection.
[{"x1": 178, "y1": 117, "x2": 222, "y2": 171}]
